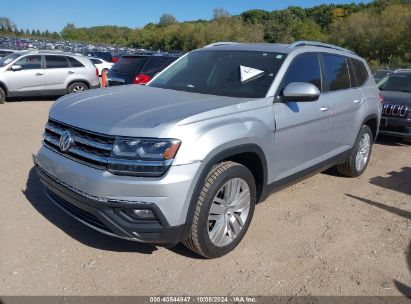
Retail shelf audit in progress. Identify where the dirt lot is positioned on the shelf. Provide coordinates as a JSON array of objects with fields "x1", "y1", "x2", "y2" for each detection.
[{"x1": 0, "y1": 99, "x2": 410, "y2": 297}]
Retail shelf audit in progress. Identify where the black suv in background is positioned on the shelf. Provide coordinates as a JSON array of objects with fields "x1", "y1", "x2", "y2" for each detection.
[
  {"x1": 107, "y1": 54, "x2": 178, "y2": 86},
  {"x1": 379, "y1": 72, "x2": 411, "y2": 139}
]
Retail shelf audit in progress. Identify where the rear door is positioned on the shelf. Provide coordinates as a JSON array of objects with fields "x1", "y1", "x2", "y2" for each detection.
[
  {"x1": 43, "y1": 55, "x2": 72, "y2": 92},
  {"x1": 272, "y1": 53, "x2": 331, "y2": 181},
  {"x1": 5, "y1": 55, "x2": 45, "y2": 94},
  {"x1": 322, "y1": 54, "x2": 364, "y2": 156}
]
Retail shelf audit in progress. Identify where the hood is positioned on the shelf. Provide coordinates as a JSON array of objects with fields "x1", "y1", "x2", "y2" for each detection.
[
  {"x1": 381, "y1": 90, "x2": 411, "y2": 107},
  {"x1": 50, "y1": 85, "x2": 250, "y2": 137}
]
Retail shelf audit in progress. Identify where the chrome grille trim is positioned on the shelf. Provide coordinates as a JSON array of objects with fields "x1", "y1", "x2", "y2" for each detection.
[
  {"x1": 45, "y1": 122, "x2": 113, "y2": 150},
  {"x1": 44, "y1": 119, "x2": 115, "y2": 169},
  {"x1": 382, "y1": 104, "x2": 408, "y2": 117}
]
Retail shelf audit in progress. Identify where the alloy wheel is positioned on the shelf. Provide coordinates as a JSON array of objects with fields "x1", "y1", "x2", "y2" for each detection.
[
  {"x1": 355, "y1": 133, "x2": 371, "y2": 171},
  {"x1": 207, "y1": 178, "x2": 251, "y2": 247}
]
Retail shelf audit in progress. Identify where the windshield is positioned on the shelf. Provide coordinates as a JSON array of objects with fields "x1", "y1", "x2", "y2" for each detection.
[
  {"x1": 379, "y1": 74, "x2": 411, "y2": 92},
  {"x1": 0, "y1": 53, "x2": 20, "y2": 67},
  {"x1": 149, "y1": 50, "x2": 286, "y2": 98}
]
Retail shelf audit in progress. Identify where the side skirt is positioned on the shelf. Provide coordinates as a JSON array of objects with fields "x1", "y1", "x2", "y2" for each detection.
[{"x1": 259, "y1": 149, "x2": 351, "y2": 203}]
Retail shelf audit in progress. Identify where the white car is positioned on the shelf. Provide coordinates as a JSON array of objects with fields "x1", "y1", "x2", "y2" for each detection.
[{"x1": 89, "y1": 57, "x2": 113, "y2": 76}]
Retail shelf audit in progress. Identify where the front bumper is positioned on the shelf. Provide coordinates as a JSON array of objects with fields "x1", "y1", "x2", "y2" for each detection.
[
  {"x1": 34, "y1": 146, "x2": 201, "y2": 243},
  {"x1": 379, "y1": 116, "x2": 411, "y2": 139}
]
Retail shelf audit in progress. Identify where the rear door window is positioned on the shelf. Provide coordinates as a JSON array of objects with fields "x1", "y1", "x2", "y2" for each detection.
[
  {"x1": 112, "y1": 56, "x2": 148, "y2": 74},
  {"x1": 322, "y1": 54, "x2": 351, "y2": 91},
  {"x1": 279, "y1": 53, "x2": 322, "y2": 92},
  {"x1": 15, "y1": 55, "x2": 42, "y2": 70},
  {"x1": 45, "y1": 56, "x2": 69, "y2": 69}
]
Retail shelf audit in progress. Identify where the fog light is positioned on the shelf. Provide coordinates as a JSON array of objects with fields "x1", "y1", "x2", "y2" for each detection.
[{"x1": 127, "y1": 209, "x2": 156, "y2": 220}]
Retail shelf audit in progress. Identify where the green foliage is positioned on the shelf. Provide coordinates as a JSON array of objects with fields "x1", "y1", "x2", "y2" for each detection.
[
  {"x1": 329, "y1": 4, "x2": 411, "y2": 63},
  {"x1": 0, "y1": 0, "x2": 410, "y2": 66}
]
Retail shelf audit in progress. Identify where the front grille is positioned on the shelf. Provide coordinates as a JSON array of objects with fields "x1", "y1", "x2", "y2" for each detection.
[
  {"x1": 43, "y1": 119, "x2": 115, "y2": 169},
  {"x1": 47, "y1": 190, "x2": 112, "y2": 233},
  {"x1": 382, "y1": 104, "x2": 408, "y2": 117}
]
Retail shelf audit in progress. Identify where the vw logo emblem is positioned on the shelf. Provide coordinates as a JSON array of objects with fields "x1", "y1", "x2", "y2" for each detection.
[{"x1": 59, "y1": 130, "x2": 73, "y2": 152}]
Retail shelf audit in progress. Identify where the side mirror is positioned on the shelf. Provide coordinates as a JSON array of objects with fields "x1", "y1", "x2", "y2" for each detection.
[
  {"x1": 282, "y1": 82, "x2": 320, "y2": 102},
  {"x1": 10, "y1": 65, "x2": 22, "y2": 71}
]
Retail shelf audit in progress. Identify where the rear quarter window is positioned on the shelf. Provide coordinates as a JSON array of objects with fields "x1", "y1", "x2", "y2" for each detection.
[
  {"x1": 67, "y1": 56, "x2": 85, "y2": 67},
  {"x1": 350, "y1": 58, "x2": 369, "y2": 87}
]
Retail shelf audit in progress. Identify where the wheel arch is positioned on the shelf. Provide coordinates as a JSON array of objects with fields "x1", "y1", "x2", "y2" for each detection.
[
  {"x1": 0, "y1": 81, "x2": 8, "y2": 96},
  {"x1": 181, "y1": 143, "x2": 268, "y2": 241},
  {"x1": 67, "y1": 79, "x2": 91, "y2": 91},
  {"x1": 362, "y1": 113, "x2": 379, "y2": 142}
]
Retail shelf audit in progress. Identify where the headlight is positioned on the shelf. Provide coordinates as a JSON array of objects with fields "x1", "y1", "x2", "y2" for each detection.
[{"x1": 108, "y1": 138, "x2": 181, "y2": 177}]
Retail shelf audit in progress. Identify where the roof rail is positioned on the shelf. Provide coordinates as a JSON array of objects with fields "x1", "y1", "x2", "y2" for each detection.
[
  {"x1": 289, "y1": 41, "x2": 356, "y2": 55},
  {"x1": 203, "y1": 42, "x2": 240, "y2": 48}
]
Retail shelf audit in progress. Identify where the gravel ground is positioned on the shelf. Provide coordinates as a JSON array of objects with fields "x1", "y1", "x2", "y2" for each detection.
[{"x1": 0, "y1": 99, "x2": 410, "y2": 297}]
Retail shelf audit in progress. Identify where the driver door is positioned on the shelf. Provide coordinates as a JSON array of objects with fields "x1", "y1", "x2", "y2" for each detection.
[
  {"x1": 270, "y1": 53, "x2": 331, "y2": 182},
  {"x1": 6, "y1": 55, "x2": 45, "y2": 94}
]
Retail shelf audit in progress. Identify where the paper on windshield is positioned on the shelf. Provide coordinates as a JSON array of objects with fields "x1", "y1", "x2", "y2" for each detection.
[{"x1": 240, "y1": 65, "x2": 265, "y2": 83}]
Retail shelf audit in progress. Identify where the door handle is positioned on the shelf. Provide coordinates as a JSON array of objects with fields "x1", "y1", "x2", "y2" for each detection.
[
  {"x1": 68, "y1": 71, "x2": 75, "y2": 74},
  {"x1": 35, "y1": 72, "x2": 43, "y2": 76},
  {"x1": 353, "y1": 99, "x2": 360, "y2": 103},
  {"x1": 320, "y1": 107, "x2": 329, "y2": 112}
]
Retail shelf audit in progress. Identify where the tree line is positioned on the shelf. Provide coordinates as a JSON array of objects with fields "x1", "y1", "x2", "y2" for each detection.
[
  {"x1": 0, "y1": 17, "x2": 60, "y2": 40},
  {"x1": 1, "y1": 0, "x2": 410, "y2": 67}
]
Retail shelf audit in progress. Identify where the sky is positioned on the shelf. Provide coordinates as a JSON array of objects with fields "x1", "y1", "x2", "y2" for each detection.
[{"x1": 1, "y1": 0, "x2": 371, "y2": 32}]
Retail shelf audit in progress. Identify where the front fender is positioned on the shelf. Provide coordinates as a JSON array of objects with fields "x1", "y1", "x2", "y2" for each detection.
[{"x1": 171, "y1": 102, "x2": 275, "y2": 167}]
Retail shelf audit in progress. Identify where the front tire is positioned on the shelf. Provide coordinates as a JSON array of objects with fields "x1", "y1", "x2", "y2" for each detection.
[
  {"x1": 0, "y1": 87, "x2": 6, "y2": 104},
  {"x1": 67, "y1": 82, "x2": 89, "y2": 94},
  {"x1": 183, "y1": 161, "x2": 256, "y2": 258},
  {"x1": 337, "y1": 125, "x2": 373, "y2": 177}
]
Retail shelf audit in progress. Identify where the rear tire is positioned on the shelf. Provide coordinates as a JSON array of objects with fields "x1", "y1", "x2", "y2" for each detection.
[
  {"x1": 67, "y1": 82, "x2": 88, "y2": 94},
  {"x1": 183, "y1": 161, "x2": 256, "y2": 258},
  {"x1": 337, "y1": 125, "x2": 373, "y2": 177},
  {"x1": 0, "y1": 87, "x2": 6, "y2": 104}
]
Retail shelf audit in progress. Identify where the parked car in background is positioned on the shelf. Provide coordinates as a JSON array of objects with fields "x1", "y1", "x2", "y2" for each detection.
[
  {"x1": 34, "y1": 41, "x2": 381, "y2": 258},
  {"x1": 394, "y1": 69, "x2": 411, "y2": 73},
  {"x1": 89, "y1": 57, "x2": 113, "y2": 76},
  {"x1": 86, "y1": 51, "x2": 113, "y2": 63},
  {"x1": 0, "y1": 49, "x2": 14, "y2": 58},
  {"x1": 378, "y1": 72, "x2": 411, "y2": 139},
  {"x1": 0, "y1": 50, "x2": 100, "y2": 104},
  {"x1": 107, "y1": 54, "x2": 178, "y2": 86},
  {"x1": 373, "y1": 69, "x2": 393, "y2": 83}
]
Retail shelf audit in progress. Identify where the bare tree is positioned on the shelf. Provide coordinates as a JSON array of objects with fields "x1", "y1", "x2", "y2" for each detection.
[
  {"x1": 159, "y1": 14, "x2": 177, "y2": 27},
  {"x1": 213, "y1": 8, "x2": 231, "y2": 19}
]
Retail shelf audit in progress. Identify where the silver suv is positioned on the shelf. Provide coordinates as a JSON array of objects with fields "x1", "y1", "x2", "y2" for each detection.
[
  {"x1": 0, "y1": 50, "x2": 100, "y2": 104},
  {"x1": 34, "y1": 41, "x2": 381, "y2": 258}
]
